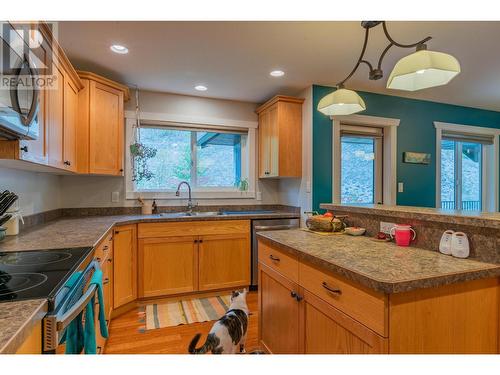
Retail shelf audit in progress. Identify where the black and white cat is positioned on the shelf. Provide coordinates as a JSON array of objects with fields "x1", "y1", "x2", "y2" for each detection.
[{"x1": 188, "y1": 289, "x2": 249, "y2": 354}]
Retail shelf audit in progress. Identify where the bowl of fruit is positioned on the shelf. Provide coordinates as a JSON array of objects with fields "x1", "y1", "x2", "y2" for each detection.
[{"x1": 305, "y1": 211, "x2": 346, "y2": 232}]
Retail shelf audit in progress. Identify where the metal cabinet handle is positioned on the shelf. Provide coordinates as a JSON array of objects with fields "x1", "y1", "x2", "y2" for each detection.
[
  {"x1": 95, "y1": 257, "x2": 101, "y2": 262},
  {"x1": 107, "y1": 258, "x2": 112, "y2": 263},
  {"x1": 290, "y1": 291, "x2": 303, "y2": 301},
  {"x1": 103, "y1": 278, "x2": 110, "y2": 285},
  {"x1": 20, "y1": 145, "x2": 28, "y2": 152},
  {"x1": 103, "y1": 245, "x2": 109, "y2": 251},
  {"x1": 255, "y1": 225, "x2": 297, "y2": 230},
  {"x1": 322, "y1": 281, "x2": 342, "y2": 295},
  {"x1": 269, "y1": 254, "x2": 280, "y2": 262},
  {"x1": 64, "y1": 161, "x2": 71, "y2": 166}
]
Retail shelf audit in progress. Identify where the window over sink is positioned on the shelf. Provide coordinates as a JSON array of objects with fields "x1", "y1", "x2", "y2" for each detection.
[{"x1": 125, "y1": 122, "x2": 256, "y2": 200}]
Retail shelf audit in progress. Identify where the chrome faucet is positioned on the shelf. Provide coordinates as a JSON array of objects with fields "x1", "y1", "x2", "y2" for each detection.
[{"x1": 175, "y1": 181, "x2": 196, "y2": 213}]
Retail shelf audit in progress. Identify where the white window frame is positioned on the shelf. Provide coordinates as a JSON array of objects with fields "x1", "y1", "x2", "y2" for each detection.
[
  {"x1": 435, "y1": 121, "x2": 500, "y2": 212},
  {"x1": 124, "y1": 112, "x2": 257, "y2": 200},
  {"x1": 332, "y1": 114, "x2": 400, "y2": 205}
]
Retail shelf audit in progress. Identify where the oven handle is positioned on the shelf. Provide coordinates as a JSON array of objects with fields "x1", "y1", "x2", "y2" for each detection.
[
  {"x1": 254, "y1": 224, "x2": 297, "y2": 231},
  {"x1": 55, "y1": 283, "x2": 98, "y2": 331}
]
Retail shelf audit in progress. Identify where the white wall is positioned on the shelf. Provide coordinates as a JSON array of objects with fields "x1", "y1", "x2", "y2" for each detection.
[
  {"x1": 61, "y1": 89, "x2": 281, "y2": 208},
  {"x1": 278, "y1": 86, "x2": 313, "y2": 225},
  {"x1": 0, "y1": 166, "x2": 62, "y2": 215}
]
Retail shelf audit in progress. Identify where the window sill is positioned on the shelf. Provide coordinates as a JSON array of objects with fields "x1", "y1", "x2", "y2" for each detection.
[{"x1": 125, "y1": 190, "x2": 256, "y2": 200}]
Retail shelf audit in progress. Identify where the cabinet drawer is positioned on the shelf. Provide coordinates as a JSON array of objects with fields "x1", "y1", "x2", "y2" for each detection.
[
  {"x1": 299, "y1": 261, "x2": 387, "y2": 336},
  {"x1": 258, "y1": 241, "x2": 298, "y2": 283},
  {"x1": 94, "y1": 231, "x2": 113, "y2": 264},
  {"x1": 138, "y1": 220, "x2": 250, "y2": 238}
]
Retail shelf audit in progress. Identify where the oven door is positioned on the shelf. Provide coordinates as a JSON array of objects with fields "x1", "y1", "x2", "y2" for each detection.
[
  {"x1": 0, "y1": 24, "x2": 40, "y2": 140},
  {"x1": 43, "y1": 261, "x2": 100, "y2": 353}
]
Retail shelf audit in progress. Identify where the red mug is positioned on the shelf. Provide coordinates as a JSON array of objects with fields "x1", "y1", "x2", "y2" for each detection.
[{"x1": 390, "y1": 224, "x2": 416, "y2": 246}]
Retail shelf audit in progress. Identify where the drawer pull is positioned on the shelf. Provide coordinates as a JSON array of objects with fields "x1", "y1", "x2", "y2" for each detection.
[
  {"x1": 290, "y1": 291, "x2": 297, "y2": 299},
  {"x1": 103, "y1": 278, "x2": 110, "y2": 285},
  {"x1": 95, "y1": 257, "x2": 101, "y2": 262},
  {"x1": 107, "y1": 258, "x2": 112, "y2": 263},
  {"x1": 322, "y1": 281, "x2": 342, "y2": 295},
  {"x1": 103, "y1": 245, "x2": 109, "y2": 251},
  {"x1": 269, "y1": 254, "x2": 280, "y2": 262}
]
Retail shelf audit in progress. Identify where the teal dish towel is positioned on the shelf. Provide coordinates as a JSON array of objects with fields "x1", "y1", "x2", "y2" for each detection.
[{"x1": 64, "y1": 268, "x2": 109, "y2": 354}]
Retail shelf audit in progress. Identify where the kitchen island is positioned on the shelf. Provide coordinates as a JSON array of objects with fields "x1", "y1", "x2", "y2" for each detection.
[{"x1": 257, "y1": 229, "x2": 500, "y2": 354}]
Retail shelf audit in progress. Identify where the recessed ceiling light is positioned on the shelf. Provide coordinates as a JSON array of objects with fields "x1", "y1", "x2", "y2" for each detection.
[
  {"x1": 110, "y1": 44, "x2": 129, "y2": 54},
  {"x1": 195, "y1": 85, "x2": 208, "y2": 91},
  {"x1": 270, "y1": 70, "x2": 285, "y2": 77}
]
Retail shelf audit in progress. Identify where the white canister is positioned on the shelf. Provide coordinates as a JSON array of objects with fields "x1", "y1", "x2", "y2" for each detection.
[
  {"x1": 141, "y1": 201, "x2": 153, "y2": 215},
  {"x1": 5, "y1": 211, "x2": 24, "y2": 236}
]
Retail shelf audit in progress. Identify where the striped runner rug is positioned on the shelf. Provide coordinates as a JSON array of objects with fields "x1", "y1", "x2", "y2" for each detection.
[{"x1": 141, "y1": 295, "x2": 232, "y2": 330}]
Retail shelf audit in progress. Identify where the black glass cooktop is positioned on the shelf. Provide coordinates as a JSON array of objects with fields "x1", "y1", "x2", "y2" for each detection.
[{"x1": 0, "y1": 247, "x2": 92, "y2": 302}]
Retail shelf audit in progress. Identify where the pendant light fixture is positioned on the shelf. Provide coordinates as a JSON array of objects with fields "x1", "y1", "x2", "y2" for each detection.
[{"x1": 318, "y1": 21, "x2": 460, "y2": 116}]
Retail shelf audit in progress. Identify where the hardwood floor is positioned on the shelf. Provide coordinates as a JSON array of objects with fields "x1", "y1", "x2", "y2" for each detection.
[{"x1": 105, "y1": 291, "x2": 259, "y2": 354}]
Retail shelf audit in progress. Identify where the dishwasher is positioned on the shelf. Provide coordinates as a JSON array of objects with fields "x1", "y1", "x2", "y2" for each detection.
[{"x1": 251, "y1": 218, "x2": 300, "y2": 288}]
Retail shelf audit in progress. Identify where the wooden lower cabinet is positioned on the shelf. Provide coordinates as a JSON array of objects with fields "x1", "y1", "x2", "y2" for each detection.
[
  {"x1": 137, "y1": 221, "x2": 251, "y2": 298},
  {"x1": 302, "y1": 290, "x2": 387, "y2": 354},
  {"x1": 198, "y1": 233, "x2": 250, "y2": 291},
  {"x1": 113, "y1": 225, "x2": 137, "y2": 308},
  {"x1": 259, "y1": 264, "x2": 300, "y2": 354},
  {"x1": 139, "y1": 236, "x2": 198, "y2": 298},
  {"x1": 15, "y1": 323, "x2": 42, "y2": 354},
  {"x1": 258, "y1": 239, "x2": 500, "y2": 354}
]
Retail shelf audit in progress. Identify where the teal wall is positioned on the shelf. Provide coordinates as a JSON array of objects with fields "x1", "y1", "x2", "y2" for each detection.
[{"x1": 312, "y1": 84, "x2": 500, "y2": 211}]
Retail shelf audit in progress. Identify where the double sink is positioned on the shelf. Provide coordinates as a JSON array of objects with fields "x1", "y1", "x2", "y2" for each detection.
[{"x1": 158, "y1": 210, "x2": 276, "y2": 218}]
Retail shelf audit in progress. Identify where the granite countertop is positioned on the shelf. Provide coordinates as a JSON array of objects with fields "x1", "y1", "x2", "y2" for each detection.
[
  {"x1": 0, "y1": 299, "x2": 47, "y2": 354},
  {"x1": 257, "y1": 229, "x2": 500, "y2": 294},
  {"x1": 320, "y1": 203, "x2": 500, "y2": 229},
  {"x1": 0, "y1": 210, "x2": 299, "y2": 353},
  {"x1": 0, "y1": 210, "x2": 299, "y2": 252}
]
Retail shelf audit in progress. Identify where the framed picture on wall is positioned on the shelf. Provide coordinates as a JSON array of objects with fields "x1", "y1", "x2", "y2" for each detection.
[{"x1": 403, "y1": 152, "x2": 431, "y2": 164}]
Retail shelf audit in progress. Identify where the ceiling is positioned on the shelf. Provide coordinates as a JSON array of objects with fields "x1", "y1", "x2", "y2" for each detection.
[{"x1": 58, "y1": 21, "x2": 500, "y2": 110}]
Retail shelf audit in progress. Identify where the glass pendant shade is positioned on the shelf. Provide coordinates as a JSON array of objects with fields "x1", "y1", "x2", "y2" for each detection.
[
  {"x1": 317, "y1": 88, "x2": 366, "y2": 116},
  {"x1": 387, "y1": 50, "x2": 460, "y2": 91}
]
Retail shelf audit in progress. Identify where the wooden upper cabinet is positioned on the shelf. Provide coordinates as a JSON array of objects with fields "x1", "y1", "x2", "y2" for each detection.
[
  {"x1": 62, "y1": 75, "x2": 79, "y2": 171},
  {"x1": 47, "y1": 62, "x2": 65, "y2": 169},
  {"x1": 113, "y1": 224, "x2": 137, "y2": 309},
  {"x1": 76, "y1": 71, "x2": 129, "y2": 175},
  {"x1": 256, "y1": 95, "x2": 304, "y2": 178}
]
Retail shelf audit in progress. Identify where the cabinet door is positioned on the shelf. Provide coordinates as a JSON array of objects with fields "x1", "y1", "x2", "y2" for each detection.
[
  {"x1": 258, "y1": 263, "x2": 300, "y2": 354},
  {"x1": 268, "y1": 105, "x2": 279, "y2": 177},
  {"x1": 302, "y1": 289, "x2": 387, "y2": 354},
  {"x1": 63, "y1": 76, "x2": 78, "y2": 171},
  {"x1": 89, "y1": 81, "x2": 124, "y2": 175},
  {"x1": 258, "y1": 109, "x2": 270, "y2": 178},
  {"x1": 139, "y1": 236, "x2": 197, "y2": 298},
  {"x1": 113, "y1": 225, "x2": 137, "y2": 308},
  {"x1": 19, "y1": 34, "x2": 50, "y2": 165},
  {"x1": 47, "y1": 62, "x2": 65, "y2": 169},
  {"x1": 198, "y1": 233, "x2": 250, "y2": 291}
]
